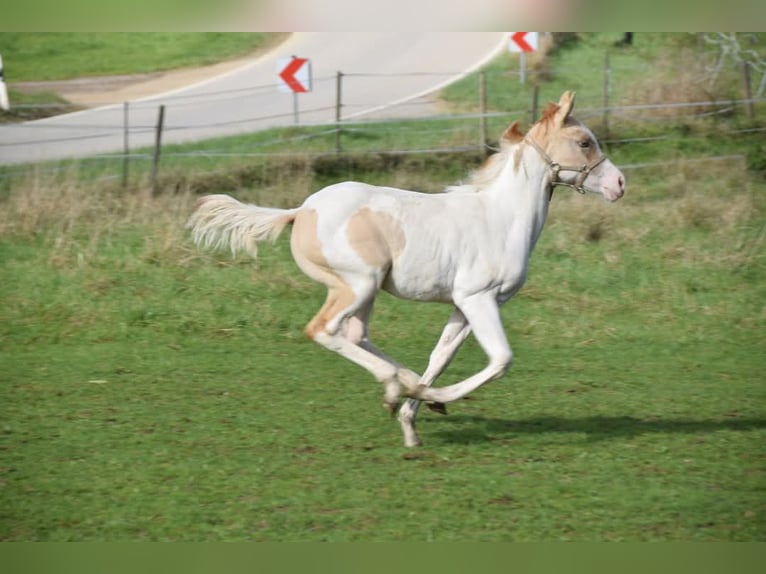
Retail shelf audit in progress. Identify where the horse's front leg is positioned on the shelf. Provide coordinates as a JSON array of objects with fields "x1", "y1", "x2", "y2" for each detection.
[
  {"x1": 398, "y1": 307, "x2": 471, "y2": 447},
  {"x1": 411, "y1": 294, "x2": 512, "y2": 405}
]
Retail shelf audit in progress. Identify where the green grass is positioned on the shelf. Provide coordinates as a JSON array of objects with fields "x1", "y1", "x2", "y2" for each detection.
[
  {"x1": 3, "y1": 2, "x2": 248, "y2": 34},
  {"x1": 1, "y1": 151, "x2": 764, "y2": 541},
  {"x1": 1, "y1": 33, "x2": 764, "y2": 541},
  {"x1": 445, "y1": 33, "x2": 766, "y2": 141},
  {"x1": 0, "y1": 32, "x2": 285, "y2": 123},
  {"x1": 0, "y1": 33, "x2": 285, "y2": 81}
]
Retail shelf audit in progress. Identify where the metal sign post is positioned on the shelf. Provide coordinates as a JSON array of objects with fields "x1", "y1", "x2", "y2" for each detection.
[
  {"x1": 508, "y1": 33, "x2": 539, "y2": 85},
  {"x1": 520, "y1": 53, "x2": 527, "y2": 84}
]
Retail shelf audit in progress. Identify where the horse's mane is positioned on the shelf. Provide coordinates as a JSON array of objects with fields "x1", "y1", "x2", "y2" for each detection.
[
  {"x1": 443, "y1": 105, "x2": 577, "y2": 195},
  {"x1": 445, "y1": 148, "x2": 511, "y2": 194},
  {"x1": 445, "y1": 120, "x2": 526, "y2": 194}
]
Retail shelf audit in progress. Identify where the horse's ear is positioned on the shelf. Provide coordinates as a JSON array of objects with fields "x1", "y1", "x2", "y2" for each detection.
[
  {"x1": 500, "y1": 120, "x2": 524, "y2": 146},
  {"x1": 554, "y1": 91, "x2": 576, "y2": 124}
]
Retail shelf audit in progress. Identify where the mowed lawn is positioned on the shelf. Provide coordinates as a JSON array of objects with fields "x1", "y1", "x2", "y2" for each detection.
[{"x1": 1, "y1": 153, "x2": 764, "y2": 540}]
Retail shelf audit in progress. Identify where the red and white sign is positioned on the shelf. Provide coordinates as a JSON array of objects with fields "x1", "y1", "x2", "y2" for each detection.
[
  {"x1": 276, "y1": 56, "x2": 312, "y2": 93},
  {"x1": 508, "y1": 32, "x2": 539, "y2": 53}
]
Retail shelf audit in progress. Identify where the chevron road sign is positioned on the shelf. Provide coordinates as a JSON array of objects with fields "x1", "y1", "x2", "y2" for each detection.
[
  {"x1": 276, "y1": 56, "x2": 312, "y2": 93},
  {"x1": 509, "y1": 32, "x2": 539, "y2": 53},
  {"x1": 276, "y1": 56, "x2": 312, "y2": 125}
]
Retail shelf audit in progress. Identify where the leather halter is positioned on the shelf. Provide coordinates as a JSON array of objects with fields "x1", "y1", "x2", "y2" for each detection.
[{"x1": 525, "y1": 137, "x2": 607, "y2": 197}]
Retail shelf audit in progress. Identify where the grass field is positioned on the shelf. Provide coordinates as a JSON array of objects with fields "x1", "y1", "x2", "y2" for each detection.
[
  {"x1": 0, "y1": 32, "x2": 286, "y2": 122},
  {"x1": 3, "y1": 2, "x2": 247, "y2": 32},
  {"x1": 1, "y1": 155, "x2": 764, "y2": 541},
  {"x1": 0, "y1": 33, "x2": 284, "y2": 81},
  {"x1": 1, "y1": 33, "x2": 765, "y2": 541}
]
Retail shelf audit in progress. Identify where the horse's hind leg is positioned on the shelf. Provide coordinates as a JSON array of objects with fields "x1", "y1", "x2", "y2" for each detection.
[
  {"x1": 307, "y1": 282, "x2": 409, "y2": 413},
  {"x1": 343, "y1": 302, "x2": 421, "y2": 414},
  {"x1": 290, "y1": 210, "x2": 414, "y2": 416}
]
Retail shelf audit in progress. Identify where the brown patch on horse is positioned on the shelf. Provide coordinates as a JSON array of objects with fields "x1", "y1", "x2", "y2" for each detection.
[
  {"x1": 305, "y1": 287, "x2": 357, "y2": 340},
  {"x1": 501, "y1": 120, "x2": 524, "y2": 145},
  {"x1": 530, "y1": 93, "x2": 577, "y2": 147},
  {"x1": 531, "y1": 102, "x2": 562, "y2": 141},
  {"x1": 540, "y1": 102, "x2": 560, "y2": 125},
  {"x1": 291, "y1": 209, "x2": 329, "y2": 273},
  {"x1": 347, "y1": 208, "x2": 407, "y2": 268},
  {"x1": 537, "y1": 92, "x2": 577, "y2": 134},
  {"x1": 290, "y1": 209, "x2": 356, "y2": 339}
]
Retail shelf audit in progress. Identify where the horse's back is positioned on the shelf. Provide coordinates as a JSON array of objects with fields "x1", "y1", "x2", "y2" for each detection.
[
  {"x1": 290, "y1": 183, "x2": 408, "y2": 287},
  {"x1": 299, "y1": 181, "x2": 431, "y2": 261},
  {"x1": 302, "y1": 181, "x2": 422, "y2": 215},
  {"x1": 295, "y1": 182, "x2": 468, "y2": 302}
]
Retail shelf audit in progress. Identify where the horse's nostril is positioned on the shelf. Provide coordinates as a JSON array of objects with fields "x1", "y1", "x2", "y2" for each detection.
[{"x1": 618, "y1": 175, "x2": 625, "y2": 190}]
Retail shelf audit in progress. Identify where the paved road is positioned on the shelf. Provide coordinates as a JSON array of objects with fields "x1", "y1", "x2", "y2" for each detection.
[{"x1": 0, "y1": 33, "x2": 507, "y2": 166}]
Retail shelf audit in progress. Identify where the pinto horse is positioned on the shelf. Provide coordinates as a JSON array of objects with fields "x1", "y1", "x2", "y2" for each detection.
[{"x1": 188, "y1": 91, "x2": 625, "y2": 447}]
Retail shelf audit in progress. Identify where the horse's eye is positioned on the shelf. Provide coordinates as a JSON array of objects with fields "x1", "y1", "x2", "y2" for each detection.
[{"x1": 578, "y1": 139, "x2": 591, "y2": 149}]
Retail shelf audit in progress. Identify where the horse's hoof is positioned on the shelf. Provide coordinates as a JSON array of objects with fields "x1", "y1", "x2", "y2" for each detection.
[
  {"x1": 427, "y1": 402, "x2": 448, "y2": 415},
  {"x1": 383, "y1": 401, "x2": 400, "y2": 417}
]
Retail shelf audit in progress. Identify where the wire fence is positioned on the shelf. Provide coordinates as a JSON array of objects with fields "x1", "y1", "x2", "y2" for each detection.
[{"x1": 1, "y1": 52, "x2": 764, "y2": 187}]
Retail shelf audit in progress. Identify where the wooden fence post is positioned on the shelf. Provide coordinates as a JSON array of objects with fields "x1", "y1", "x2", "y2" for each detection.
[
  {"x1": 530, "y1": 84, "x2": 540, "y2": 125},
  {"x1": 151, "y1": 105, "x2": 165, "y2": 196},
  {"x1": 479, "y1": 71, "x2": 488, "y2": 153},
  {"x1": 602, "y1": 51, "x2": 611, "y2": 140},
  {"x1": 122, "y1": 101, "x2": 129, "y2": 188},
  {"x1": 335, "y1": 71, "x2": 343, "y2": 154},
  {"x1": 742, "y1": 61, "x2": 754, "y2": 120}
]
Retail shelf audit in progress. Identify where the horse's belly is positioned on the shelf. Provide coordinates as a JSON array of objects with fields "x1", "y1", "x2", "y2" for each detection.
[
  {"x1": 385, "y1": 253, "x2": 531, "y2": 303},
  {"x1": 382, "y1": 262, "x2": 454, "y2": 303}
]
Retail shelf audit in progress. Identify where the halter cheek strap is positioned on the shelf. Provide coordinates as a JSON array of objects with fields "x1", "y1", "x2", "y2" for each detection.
[{"x1": 525, "y1": 137, "x2": 607, "y2": 196}]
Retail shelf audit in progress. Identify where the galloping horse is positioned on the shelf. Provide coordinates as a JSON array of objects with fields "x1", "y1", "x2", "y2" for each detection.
[{"x1": 188, "y1": 91, "x2": 625, "y2": 447}]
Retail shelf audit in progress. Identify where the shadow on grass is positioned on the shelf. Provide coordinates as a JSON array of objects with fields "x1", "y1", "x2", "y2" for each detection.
[{"x1": 426, "y1": 414, "x2": 766, "y2": 445}]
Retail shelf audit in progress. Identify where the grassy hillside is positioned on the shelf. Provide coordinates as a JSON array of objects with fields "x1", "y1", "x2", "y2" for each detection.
[
  {"x1": 0, "y1": 33, "x2": 286, "y2": 121},
  {"x1": 1, "y1": 33, "x2": 764, "y2": 541},
  {"x1": 0, "y1": 33, "x2": 286, "y2": 81},
  {"x1": 3, "y1": 2, "x2": 246, "y2": 35}
]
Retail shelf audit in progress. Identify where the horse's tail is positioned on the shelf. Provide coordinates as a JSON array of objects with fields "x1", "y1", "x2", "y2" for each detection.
[{"x1": 187, "y1": 194, "x2": 299, "y2": 258}]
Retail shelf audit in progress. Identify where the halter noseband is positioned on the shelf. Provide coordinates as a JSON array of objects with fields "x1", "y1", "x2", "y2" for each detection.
[{"x1": 525, "y1": 137, "x2": 607, "y2": 196}]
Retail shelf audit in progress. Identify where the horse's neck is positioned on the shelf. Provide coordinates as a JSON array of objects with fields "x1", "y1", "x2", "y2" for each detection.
[{"x1": 484, "y1": 145, "x2": 551, "y2": 245}]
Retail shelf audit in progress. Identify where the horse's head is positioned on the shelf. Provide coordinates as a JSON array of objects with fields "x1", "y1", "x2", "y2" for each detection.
[{"x1": 526, "y1": 91, "x2": 625, "y2": 202}]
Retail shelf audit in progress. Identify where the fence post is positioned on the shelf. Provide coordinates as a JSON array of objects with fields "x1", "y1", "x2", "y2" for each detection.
[
  {"x1": 479, "y1": 72, "x2": 488, "y2": 153},
  {"x1": 519, "y1": 53, "x2": 527, "y2": 84},
  {"x1": 122, "y1": 101, "x2": 129, "y2": 188},
  {"x1": 151, "y1": 105, "x2": 165, "y2": 196},
  {"x1": 742, "y1": 61, "x2": 754, "y2": 120},
  {"x1": 602, "y1": 51, "x2": 611, "y2": 140},
  {"x1": 335, "y1": 71, "x2": 343, "y2": 154},
  {"x1": 530, "y1": 84, "x2": 540, "y2": 125}
]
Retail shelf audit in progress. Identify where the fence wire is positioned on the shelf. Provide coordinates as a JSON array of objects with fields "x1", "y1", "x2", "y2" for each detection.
[{"x1": 1, "y1": 58, "x2": 764, "y2": 182}]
